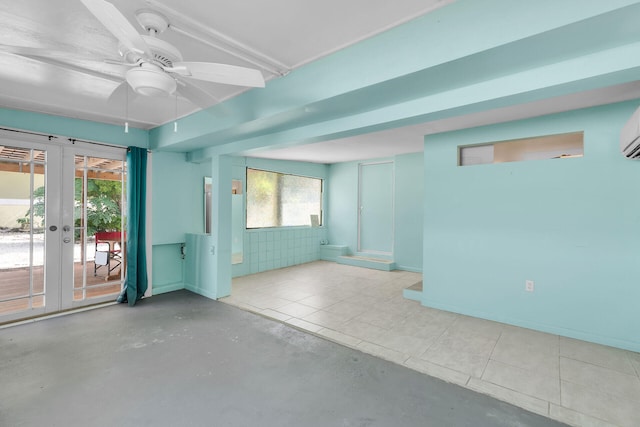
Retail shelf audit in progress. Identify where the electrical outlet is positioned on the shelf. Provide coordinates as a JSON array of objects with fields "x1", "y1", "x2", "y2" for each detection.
[{"x1": 525, "y1": 280, "x2": 534, "y2": 292}]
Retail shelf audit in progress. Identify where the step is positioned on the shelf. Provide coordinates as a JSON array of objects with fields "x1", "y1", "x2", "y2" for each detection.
[
  {"x1": 319, "y1": 244, "x2": 349, "y2": 262},
  {"x1": 337, "y1": 255, "x2": 396, "y2": 271},
  {"x1": 402, "y1": 280, "x2": 422, "y2": 302}
]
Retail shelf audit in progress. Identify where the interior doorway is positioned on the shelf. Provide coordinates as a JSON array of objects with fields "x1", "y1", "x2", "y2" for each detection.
[{"x1": 358, "y1": 161, "x2": 394, "y2": 256}]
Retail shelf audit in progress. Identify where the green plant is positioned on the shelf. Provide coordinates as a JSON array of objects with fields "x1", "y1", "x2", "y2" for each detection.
[{"x1": 27, "y1": 179, "x2": 123, "y2": 237}]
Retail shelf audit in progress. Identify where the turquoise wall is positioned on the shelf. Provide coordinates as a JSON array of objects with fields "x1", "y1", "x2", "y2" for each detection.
[
  {"x1": 0, "y1": 108, "x2": 147, "y2": 148},
  {"x1": 394, "y1": 153, "x2": 424, "y2": 272},
  {"x1": 422, "y1": 101, "x2": 640, "y2": 352},
  {"x1": 151, "y1": 151, "x2": 210, "y2": 294},
  {"x1": 326, "y1": 162, "x2": 359, "y2": 250},
  {"x1": 327, "y1": 153, "x2": 424, "y2": 272}
]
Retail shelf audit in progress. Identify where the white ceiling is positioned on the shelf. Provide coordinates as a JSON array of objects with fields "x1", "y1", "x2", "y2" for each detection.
[
  {"x1": 0, "y1": 0, "x2": 450, "y2": 128},
  {"x1": 1, "y1": 0, "x2": 638, "y2": 164}
]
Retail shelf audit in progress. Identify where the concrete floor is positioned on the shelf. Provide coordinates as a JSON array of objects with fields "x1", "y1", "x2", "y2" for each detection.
[{"x1": 0, "y1": 290, "x2": 566, "y2": 427}]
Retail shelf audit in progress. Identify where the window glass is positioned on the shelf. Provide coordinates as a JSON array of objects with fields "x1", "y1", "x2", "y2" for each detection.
[{"x1": 246, "y1": 168, "x2": 322, "y2": 228}]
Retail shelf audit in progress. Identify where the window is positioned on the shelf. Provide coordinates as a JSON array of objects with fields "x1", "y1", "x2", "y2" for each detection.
[
  {"x1": 246, "y1": 168, "x2": 322, "y2": 228},
  {"x1": 458, "y1": 132, "x2": 584, "y2": 166}
]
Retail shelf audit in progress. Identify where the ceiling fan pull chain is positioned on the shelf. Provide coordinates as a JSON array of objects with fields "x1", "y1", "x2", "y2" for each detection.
[
  {"x1": 124, "y1": 84, "x2": 129, "y2": 133},
  {"x1": 174, "y1": 92, "x2": 178, "y2": 133}
]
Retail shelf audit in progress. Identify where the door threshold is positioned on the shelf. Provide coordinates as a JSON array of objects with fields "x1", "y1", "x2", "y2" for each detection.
[{"x1": 0, "y1": 301, "x2": 117, "y2": 329}]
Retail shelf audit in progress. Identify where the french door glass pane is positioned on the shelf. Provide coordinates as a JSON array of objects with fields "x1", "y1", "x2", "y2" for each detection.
[
  {"x1": 0, "y1": 146, "x2": 46, "y2": 316},
  {"x1": 72, "y1": 155, "x2": 125, "y2": 302}
]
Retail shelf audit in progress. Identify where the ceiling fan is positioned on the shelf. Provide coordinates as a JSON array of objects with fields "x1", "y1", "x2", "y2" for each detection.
[{"x1": 1, "y1": 0, "x2": 265, "y2": 109}]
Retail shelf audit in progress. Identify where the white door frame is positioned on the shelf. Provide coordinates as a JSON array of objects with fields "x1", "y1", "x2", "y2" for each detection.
[
  {"x1": 357, "y1": 160, "x2": 395, "y2": 256},
  {"x1": 0, "y1": 130, "x2": 131, "y2": 322}
]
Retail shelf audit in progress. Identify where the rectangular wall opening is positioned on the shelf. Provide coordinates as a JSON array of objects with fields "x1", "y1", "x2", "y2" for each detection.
[{"x1": 458, "y1": 131, "x2": 584, "y2": 166}]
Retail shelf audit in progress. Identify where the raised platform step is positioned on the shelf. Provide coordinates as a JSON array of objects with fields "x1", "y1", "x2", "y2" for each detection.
[
  {"x1": 320, "y1": 244, "x2": 349, "y2": 262},
  {"x1": 403, "y1": 280, "x2": 422, "y2": 302},
  {"x1": 337, "y1": 255, "x2": 396, "y2": 271}
]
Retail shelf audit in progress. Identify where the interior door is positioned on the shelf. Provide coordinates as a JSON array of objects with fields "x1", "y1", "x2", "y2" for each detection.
[
  {"x1": 0, "y1": 133, "x2": 126, "y2": 323},
  {"x1": 358, "y1": 161, "x2": 394, "y2": 255}
]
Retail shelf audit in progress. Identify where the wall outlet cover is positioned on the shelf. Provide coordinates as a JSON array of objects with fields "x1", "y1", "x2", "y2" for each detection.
[{"x1": 525, "y1": 280, "x2": 534, "y2": 292}]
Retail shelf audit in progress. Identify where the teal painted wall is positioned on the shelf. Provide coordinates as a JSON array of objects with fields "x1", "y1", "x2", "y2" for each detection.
[
  {"x1": 0, "y1": 108, "x2": 148, "y2": 148},
  {"x1": 151, "y1": 152, "x2": 210, "y2": 244},
  {"x1": 151, "y1": 152, "x2": 210, "y2": 293},
  {"x1": 422, "y1": 101, "x2": 640, "y2": 352},
  {"x1": 327, "y1": 162, "x2": 359, "y2": 251},
  {"x1": 184, "y1": 233, "x2": 216, "y2": 299},
  {"x1": 395, "y1": 153, "x2": 424, "y2": 272},
  {"x1": 359, "y1": 162, "x2": 394, "y2": 254},
  {"x1": 327, "y1": 154, "x2": 424, "y2": 272},
  {"x1": 151, "y1": 243, "x2": 184, "y2": 295}
]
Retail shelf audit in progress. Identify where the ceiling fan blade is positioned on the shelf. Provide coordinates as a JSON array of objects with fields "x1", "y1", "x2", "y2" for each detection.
[
  {"x1": 0, "y1": 44, "x2": 129, "y2": 81},
  {"x1": 80, "y1": 0, "x2": 151, "y2": 59},
  {"x1": 171, "y1": 62, "x2": 265, "y2": 88},
  {"x1": 107, "y1": 80, "x2": 138, "y2": 106},
  {"x1": 174, "y1": 75, "x2": 226, "y2": 113}
]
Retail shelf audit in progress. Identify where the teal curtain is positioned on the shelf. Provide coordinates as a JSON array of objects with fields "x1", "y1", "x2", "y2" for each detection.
[{"x1": 117, "y1": 147, "x2": 148, "y2": 306}]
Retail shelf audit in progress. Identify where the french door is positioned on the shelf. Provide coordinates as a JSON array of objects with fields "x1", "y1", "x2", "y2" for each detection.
[{"x1": 0, "y1": 132, "x2": 127, "y2": 323}]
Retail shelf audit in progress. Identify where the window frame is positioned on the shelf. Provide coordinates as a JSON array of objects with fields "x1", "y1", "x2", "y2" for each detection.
[{"x1": 245, "y1": 167, "x2": 324, "y2": 230}]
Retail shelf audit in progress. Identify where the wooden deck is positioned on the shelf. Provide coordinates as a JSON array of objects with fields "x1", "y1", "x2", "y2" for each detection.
[{"x1": 0, "y1": 261, "x2": 121, "y2": 316}]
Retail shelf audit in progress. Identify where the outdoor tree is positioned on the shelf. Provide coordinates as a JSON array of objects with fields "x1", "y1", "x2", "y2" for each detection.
[{"x1": 25, "y1": 178, "x2": 122, "y2": 236}]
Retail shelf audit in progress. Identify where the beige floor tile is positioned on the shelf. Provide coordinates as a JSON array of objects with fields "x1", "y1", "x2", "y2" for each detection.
[
  {"x1": 373, "y1": 331, "x2": 436, "y2": 358},
  {"x1": 324, "y1": 300, "x2": 368, "y2": 319},
  {"x1": 270, "y1": 288, "x2": 314, "y2": 302},
  {"x1": 430, "y1": 328, "x2": 498, "y2": 358},
  {"x1": 260, "y1": 309, "x2": 292, "y2": 322},
  {"x1": 404, "y1": 357, "x2": 470, "y2": 387},
  {"x1": 500, "y1": 326, "x2": 559, "y2": 352},
  {"x1": 549, "y1": 404, "x2": 619, "y2": 427},
  {"x1": 561, "y1": 380, "x2": 640, "y2": 427},
  {"x1": 629, "y1": 351, "x2": 640, "y2": 377},
  {"x1": 448, "y1": 315, "x2": 504, "y2": 340},
  {"x1": 344, "y1": 294, "x2": 387, "y2": 307},
  {"x1": 302, "y1": 309, "x2": 351, "y2": 330},
  {"x1": 240, "y1": 294, "x2": 291, "y2": 310},
  {"x1": 297, "y1": 294, "x2": 342, "y2": 309},
  {"x1": 482, "y1": 359, "x2": 560, "y2": 404},
  {"x1": 357, "y1": 341, "x2": 409, "y2": 365},
  {"x1": 316, "y1": 328, "x2": 362, "y2": 348},
  {"x1": 559, "y1": 337, "x2": 637, "y2": 376},
  {"x1": 560, "y1": 357, "x2": 640, "y2": 400},
  {"x1": 491, "y1": 334, "x2": 559, "y2": 376},
  {"x1": 467, "y1": 378, "x2": 549, "y2": 417},
  {"x1": 352, "y1": 308, "x2": 406, "y2": 330},
  {"x1": 420, "y1": 344, "x2": 490, "y2": 378},
  {"x1": 285, "y1": 317, "x2": 324, "y2": 333},
  {"x1": 275, "y1": 302, "x2": 318, "y2": 318},
  {"x1": 334, "y1": 319, "x2": 388, "y2": 344},
  {"x1": 390, "y1": 320, "x2": 448, "y2": 342}
]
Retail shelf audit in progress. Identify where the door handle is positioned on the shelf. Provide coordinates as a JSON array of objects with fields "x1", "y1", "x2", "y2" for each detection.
[
  {"x1": 63, "y1": 237, "x2": 71, "y2": 243},
  {"x1": 49, "y1": 225, "x2": 57, "y2": 231},
  {"x1": 63, "y1": 225, "x2": 71, "y2": 232}
]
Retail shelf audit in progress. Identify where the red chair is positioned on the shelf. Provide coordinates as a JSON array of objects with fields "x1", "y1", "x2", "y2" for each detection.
[{"x1": 94, "y1": 231, "x2": 125, "y2": 276}]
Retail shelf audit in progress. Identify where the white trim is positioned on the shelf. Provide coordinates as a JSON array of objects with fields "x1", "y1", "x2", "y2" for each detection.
[{"x1": 145, "y1": 152, "x2": 153, "y2": 297}]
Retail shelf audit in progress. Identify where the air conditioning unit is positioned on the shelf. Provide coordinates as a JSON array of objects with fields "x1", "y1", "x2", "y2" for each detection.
[{"x1": 621, "y1": 105, "x2": 640, "y2": 159}]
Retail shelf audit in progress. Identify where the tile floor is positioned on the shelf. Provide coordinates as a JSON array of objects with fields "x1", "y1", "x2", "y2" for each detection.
[{"x1": 221, "y1": 261, "x2": 640, "y2": 427}]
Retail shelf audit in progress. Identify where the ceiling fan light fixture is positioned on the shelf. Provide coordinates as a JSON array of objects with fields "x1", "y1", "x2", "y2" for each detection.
[{"x1": 126, "y1": 66, "x2": 176, "y2": 97}]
